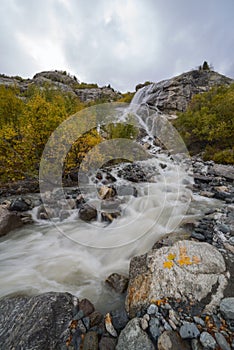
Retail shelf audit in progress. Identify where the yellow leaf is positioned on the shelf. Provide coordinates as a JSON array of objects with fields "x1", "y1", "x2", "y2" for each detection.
[{"x1": 163, "y1": 261, "x2": 174, "y2": 269}]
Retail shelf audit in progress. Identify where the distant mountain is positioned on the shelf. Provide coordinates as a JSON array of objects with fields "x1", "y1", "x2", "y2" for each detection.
[{"x1": 0, "y1": 70, "x2": 122, "y2": 103}]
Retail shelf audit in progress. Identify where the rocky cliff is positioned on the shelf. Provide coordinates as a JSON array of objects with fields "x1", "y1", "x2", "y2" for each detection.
[
  {"x1": 134, "y1": 69, "x2": 234, "y2": 113},
  {"x1": 0, "y1": 70, "x2": 122, "y2": 103}
]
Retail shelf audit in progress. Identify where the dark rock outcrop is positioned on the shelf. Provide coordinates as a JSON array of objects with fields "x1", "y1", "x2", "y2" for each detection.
[
  {"x1": 134, "y1": 70, "x2": 233, "y2": 113},
  {"x1": 0, "y1": 292, "x2": 74, "y2": 349}
]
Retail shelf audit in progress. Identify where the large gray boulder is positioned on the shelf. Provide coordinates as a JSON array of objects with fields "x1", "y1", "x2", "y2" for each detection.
[
  {"x1": 0, "y1": 292, "x2": 74, "y2": 349},
  {"x1": 134, "y1": 70, "x2": 233, "y2": 113},
  {"x1": 126, "y1": 240, "x2": 228, "y2": 318}
]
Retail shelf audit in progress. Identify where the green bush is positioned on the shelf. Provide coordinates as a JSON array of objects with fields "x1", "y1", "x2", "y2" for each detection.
[{"x1": 174, "y1": 84, "x2": 234, "y2": 164}]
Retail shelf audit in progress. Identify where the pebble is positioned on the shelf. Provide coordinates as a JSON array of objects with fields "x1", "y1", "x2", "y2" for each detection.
[
  {"x1": 148, "y1": 317, "x2": 160, "y2": 341},
  {"x1": 79, "y1": 299, "x2": 95, "y2": 317},
  {"x1": 140, "y1": 316, "x2": 149, "y2": 331},
  {"x1": 179, "y1": 322, "x2": 200, "y2": 339},
  {"x1": 83, "y1": 331, "x2": 99, "y2": 350},
  {"x1": 220, "y1": 298, "x2": 234, "y2": 320},
  {"x1": 147, "y1": 304, "x2": 159, "y2": 315},
  {"x1": 228, "y1": 236, "x2": 234, "y2": 245},
  {"x1": 200, "y1": 331, "x2": 216, "y2": 349},
  {"x1": 218, "y1": 224, "x2": 230, "y2": 234},
  {"x1": 215, "y1": 332, "x2": 231, "y2": 350},
  {"x1": 191, "y1": 232, "x2": 206, "y2": 241},
  {"x1": 193, "y1": 316, "x2": 205, "y2": 327},
  {"x1": 99, "y1": 335, "x2": 117, "y2": 350},
  {"x1": 105, "y1": 313, "x2": 118, "y2": 337}
]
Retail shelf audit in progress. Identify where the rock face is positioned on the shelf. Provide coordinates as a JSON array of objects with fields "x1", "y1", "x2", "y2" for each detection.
[
  {"x1": 126, "y1": 240, "x2": 227, "y2": 318},
  {"x1": 134, "y1": 69, "x2": 233, "y2": 113},
  {"x1": 0, "y1": 292, "x2": 74, "y2": 349},
  {"x1": 0, "y1": 206, "x2": 23, "y2": 237},
  {"x1": 0, "y1": 70, "x2": 122, "y2": 103}
]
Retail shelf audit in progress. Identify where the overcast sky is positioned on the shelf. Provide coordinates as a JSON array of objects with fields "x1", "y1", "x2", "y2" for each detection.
[{"x1": 1, "y1": 0, "x2": 234, "y2": 92}]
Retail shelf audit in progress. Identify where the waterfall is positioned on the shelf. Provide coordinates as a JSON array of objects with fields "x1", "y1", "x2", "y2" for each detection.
[{"x1": 0, "y1": 88, "x2": 201, "y2": 311}]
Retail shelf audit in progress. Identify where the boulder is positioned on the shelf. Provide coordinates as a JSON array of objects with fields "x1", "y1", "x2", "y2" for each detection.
[
  {"x1": 0, "y1": 206, "x2": 23, "y2": 237},
  {"x1": 0, "y1": 292, "x2": 74, "y2": 349},
  {"x1": 126, "y1": 240, "x2": 227, "y2": 318}
]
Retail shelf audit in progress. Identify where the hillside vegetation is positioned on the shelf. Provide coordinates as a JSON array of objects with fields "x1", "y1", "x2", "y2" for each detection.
[
  {"x1": 174, "y1": 84, "x2": 234, "y2": 164},
  {"x1": 0, "y1": 84, "x2": 135, "y2": 184}
]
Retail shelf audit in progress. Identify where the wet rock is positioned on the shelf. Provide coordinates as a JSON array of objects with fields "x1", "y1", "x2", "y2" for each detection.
[
  {"x1": 179, "y1": 322, "x2": 200, "y2": 339},
  {"x1": 126, "y1": 240, "x2": 227, "y2": 318},
  {"x1": 83, "y1": 331, "x2": 99, "y2": 350},
  {"x1": 220, "y1": 298, "x2": 234, "y2": 320},
  {"x1": 105, "y1": 273, "x2": 129, "y2": 293},
  {"x1": 116, "y1": 318, "x2": 154, "y2": 350},
  {"x1": 214, "y1": 332, "x2": 231, "y2": 350},
  {"x1": 0, "y1": 206, "x2": 23, "y2": 237},
  {"x1": 99, "y1": 335, "x2": 117, "y2": 350},
  {"x1": 9, "y1": 197, "x2": 31, "y2": 211},
  {"x1": 116, "y1": 184, "x2": 138, "y2": 197},
  {"x1": 158, "y1": 330, "x2": 191, "y2": 350},
  {"x1": 117, "y1": 163, "x2": 148, "y2": 183},
  {"x1": 89, "y1": 311, "x2": 103, "y2": 328},
  {"x1": 79, "y1": 204, "x2": 97, "y2": 222},
  {"x1": 37, "y1": 204, "x2": 56, "y2": 220},
  {"x1": 200, "y1": 331, "x2": 217, "y2": 349},
  {"x1": 79, "y1": 298, "x2": 95, "y2": 317},
  {"x1": 0, "y1": 292, "x2": 74, "y2": 350},
  {"x1": 110, "y1": 308, "x2": 129, "y2": 331}
]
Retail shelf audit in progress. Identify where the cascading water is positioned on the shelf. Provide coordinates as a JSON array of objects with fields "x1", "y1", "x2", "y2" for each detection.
[{"x1": 0, "y1": 89, "x2": 220, "y2": 312}]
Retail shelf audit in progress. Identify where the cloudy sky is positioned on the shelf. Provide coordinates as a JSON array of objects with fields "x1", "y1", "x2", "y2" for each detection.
[{"x1": 1, "y1": 0, "x2": 234, "y2": 92}]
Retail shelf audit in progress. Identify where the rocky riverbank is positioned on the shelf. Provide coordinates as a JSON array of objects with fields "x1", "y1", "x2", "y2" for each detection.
[{"x1": 0, "y1": 156, "x2": 234, "y2": 349}]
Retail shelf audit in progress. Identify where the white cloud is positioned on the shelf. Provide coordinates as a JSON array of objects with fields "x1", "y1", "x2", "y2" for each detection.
[{"x1": 0, "y1": 0, "x2": 233, "y2": 91}]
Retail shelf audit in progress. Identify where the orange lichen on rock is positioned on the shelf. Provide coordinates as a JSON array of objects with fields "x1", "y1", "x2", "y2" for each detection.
[
  {"x1": 163, "y1": 261, "x2": 174, "y2": 269},
  {"x1": 167, "y1": 253, "x2": 176, "y2": 260},
  {"x1": 192, "y1": 255, "x2": 201, "y2": 264}
]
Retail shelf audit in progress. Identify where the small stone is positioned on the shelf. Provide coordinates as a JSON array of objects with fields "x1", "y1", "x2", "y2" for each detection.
[
  {"x1": 77, "y1": 319, "x2": 86, "y2": 333},
  {"x1": 79, "y1": 204, "x2": 97, "y2": 222},
  {"x1": 200, "y1": 331, "x2": 216, "y2": 349},
  {"x1": 169, "y1": 309, "x2": 180, "y2": 326},
  {"x1": 218, "y1": 224, "x2": 230, "y2": 234},
  {"x1": 179, "y1": 322, "x2": 200, "y2": 339},
  {"x1": 73, "y1": 310, "x2": 84, "y2": 320},
  {"x1": 215, "y1": 332, "x2": 231, "y2": 350},
  {"x1": 168, "y1": 319, "x2": 177, "y2": 330},
  {"x1": 193, "y1": 316, "x2": 205, "y2": 327},
  {"x1": 163, "y1": 320, "x2": 172, "y2": 331},
  {"x1": 82, "y1": 317, "x2": 90, "y2": 330},
  {"x1": 147, "y1": 304, "x2": 159, "y2": 315},
  {"x1": 220, "y1": 298, "x2": 234, "y2": 320},
  {"x1": 83, "y1": 331, "x2": 99, "y2": 350},
  {"x1": 110, "y1": 308, "x2": 129, "y2": 331},
  {"x1": 105, "y1": 313, "x2": 117, "y2": 337},
  {"x1": 191, "y1": 232, "x2": 206, "y2": 241},
  {"x1": 140, "y1": 317, "x2": 149, "y2": 331},
  {"x1": 228, "y1": 237, "x2": 234, "y2": 246},
  {"x1": 158, "y1": 330, "x2": 191, "y2": 350},
  {"x1": 79, "y1": 299, "x2": 95, "y2": 317},
  {"x1": 148, "y1": 317, "x2": 160, "y2": 341}
]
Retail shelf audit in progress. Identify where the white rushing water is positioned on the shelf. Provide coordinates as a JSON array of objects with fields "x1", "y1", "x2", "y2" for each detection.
[{"x1": 0, "y1": 90, "x2": 222, "y2": 311}]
